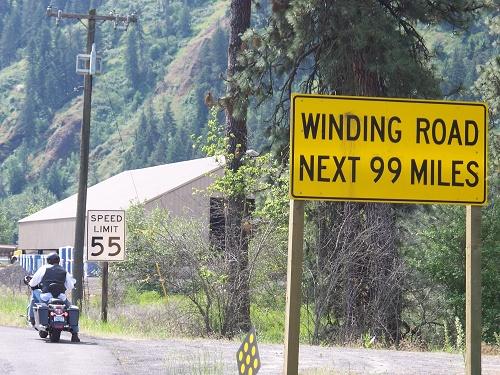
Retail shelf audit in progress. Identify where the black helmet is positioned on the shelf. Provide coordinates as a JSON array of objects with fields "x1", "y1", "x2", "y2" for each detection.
[{"x1": 46, "y1": 252, "x2": 60, "y2": 265}]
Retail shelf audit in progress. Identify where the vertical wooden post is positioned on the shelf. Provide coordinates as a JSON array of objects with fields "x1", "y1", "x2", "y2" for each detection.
[
  {"x1": 283, "y1": 199, "x2": 305, "y2": 375},
  {"x1": 156, "y1": 262, "x2": 168, "y2": 299},
  {"x1": 466, "y1": 205, "x2": 481, "y2": 375},
  {"x1": 101, "y1": 261, "x2": 108, "y2": 322},
  {"x1": 73, "y1": 9, "x2": 96, "y2": 307}
]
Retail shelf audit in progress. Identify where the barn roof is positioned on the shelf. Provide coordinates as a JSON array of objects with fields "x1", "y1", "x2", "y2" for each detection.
[{"x1": 19, "y1": 156, "x2": 223, "y2": 223}]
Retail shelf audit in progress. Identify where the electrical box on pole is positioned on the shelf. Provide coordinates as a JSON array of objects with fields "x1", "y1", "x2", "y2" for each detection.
[{"x1": 76, "y1": 43, "x2": 102, "y2": 75}]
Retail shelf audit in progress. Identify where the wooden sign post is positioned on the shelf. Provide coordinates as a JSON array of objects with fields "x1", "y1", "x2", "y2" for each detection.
[
  {"x1": 284, "y1": 93, "x2": 487, "y2": 375},
  {"x1": 466, "y1": 205, "x2": 481, "y2": 375},
  {"x1": 283, "y1": 200, "x2": 304, "y2": 375}
]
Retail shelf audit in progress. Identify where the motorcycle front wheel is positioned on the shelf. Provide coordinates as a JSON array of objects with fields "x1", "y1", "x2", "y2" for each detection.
[
  {"x1": 49, "y1": 329, "x2": 61, "y2": 343},
  {"x1": 39, "y1": 331, "x2": 48, "y2": 339}
]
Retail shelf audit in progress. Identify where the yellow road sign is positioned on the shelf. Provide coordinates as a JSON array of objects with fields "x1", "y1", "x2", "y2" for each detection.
[{"x1": 290, "y1": 94, "x2": 488, "y2": 204}]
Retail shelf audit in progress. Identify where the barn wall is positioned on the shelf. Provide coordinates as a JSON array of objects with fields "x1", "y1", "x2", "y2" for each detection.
[{"x1": 18, "y1": 218, "x2": 76, "y2": 250}]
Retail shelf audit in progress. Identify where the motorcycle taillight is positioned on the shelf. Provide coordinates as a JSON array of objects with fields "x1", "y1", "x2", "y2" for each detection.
[{"x1": 54, "y1": 309, "x2": 63, "y2": 315}]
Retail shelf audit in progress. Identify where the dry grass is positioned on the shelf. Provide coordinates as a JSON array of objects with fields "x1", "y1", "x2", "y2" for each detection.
[
  {"x1": 482, "y1": 343, "x2": 500, "y2": 356},
  {"x1": 300, "y1": 369, "x2": 360, "y2": 375}
]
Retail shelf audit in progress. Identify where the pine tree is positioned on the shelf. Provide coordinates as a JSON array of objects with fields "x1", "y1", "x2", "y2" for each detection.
[
  {"x1": 0, "y1": 3, "x2": 20, "y2": 68},
  {"x1": 236, "y1": 0, "x2": 482, "y2": 345},
  {"x1": 133, "y1": 112, "x2": 150, "y2": 168},
  {"x1": 44, "y1": 160, "x2": 68, "y2": 199},
  {"x1": 177, "y1": 3, "x2": 191, "y2": 38},
  {"x1": 209, "y1": 25, "x2": 228, "y2": 80},
  {"x1": 222, "y1": 0, "x2": 252, "y2": 337},
  {"x1": 5, "y1": 156, "x2": 26, "y2": 195},
  {"x1": 125, "y1": 28, "x2": 141, "y2": 89},
  {"x1": 167, "y1": 126, "x2": 191, "y2": 162},
  {"x1": 149, "y1": 102, "x2": 176, "y2": 165},
  {"x1": 69, "y1": 0, "x2": 91, "y2": 14}
]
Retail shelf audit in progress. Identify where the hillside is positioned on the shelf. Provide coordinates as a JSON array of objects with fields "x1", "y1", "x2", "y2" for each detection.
[
  {"x1": 0, "y1": 0, "x2": 230, "y2": 240},
  {"x1": 0, "y1": 1, "x2": 497, "y2": 244}
]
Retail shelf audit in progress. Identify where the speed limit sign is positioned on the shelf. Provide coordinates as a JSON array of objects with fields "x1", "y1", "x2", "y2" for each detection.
[{"x1": 86, "y1": 210, "x2": 126, "y2": 261}]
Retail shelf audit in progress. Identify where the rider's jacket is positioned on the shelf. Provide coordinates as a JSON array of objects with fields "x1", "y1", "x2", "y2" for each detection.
[{"x1": 40, "y1": 264, "x2": 67, "y2": 293}]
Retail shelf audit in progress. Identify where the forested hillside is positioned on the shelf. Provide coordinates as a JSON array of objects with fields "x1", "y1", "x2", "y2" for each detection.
[
  {"x1": 0, "y1": 0, "x2": 498, "y2": 348},
  {"x1": 0, "y1": 0, "x2": 231, "y2": 242},
  {"x1": 0, "y1": 1, "x2": 497, "y2": 242}
]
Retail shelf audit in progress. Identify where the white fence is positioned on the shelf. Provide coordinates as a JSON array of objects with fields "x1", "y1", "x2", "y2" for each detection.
[{"x1": 19, "y1": 246, "x2": 98, "y2": 276}]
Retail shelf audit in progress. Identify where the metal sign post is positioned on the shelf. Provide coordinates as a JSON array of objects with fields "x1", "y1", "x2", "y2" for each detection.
[{"x1": 87, "y1": 210, "x2": 126, "y2": 322}]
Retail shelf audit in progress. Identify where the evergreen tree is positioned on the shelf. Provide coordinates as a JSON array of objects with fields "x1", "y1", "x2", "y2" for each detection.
[
  {"x1": 125, "y1": 27, "x2": 141, "y2": 89},
  {"x1": 222, "y1": 0, "x2": 252, "y2": 337},
  {"x1": 0, "y1": 3, "x2": 20, "y2": 68},
  {"x1": 149, "y1": 137, "x2": 168, "y2": 166},
  {"x1": 209, "y1": 25, "x2": 228, "y2": 79},
  {"x1": 161, "y1": 1, "x2": 175, "y2": 37},
  {"x1": 177, "y1": 3, "x2": 192, "y2": 38},
  {"x1": 17, "y1": 39, "x2": 39, "y2": 142},
  {"x1": 167, "y1": 126, "x2": 191, "y2": 162},
  {"x1": 160, "y1": 101, "x2": 175, "y2": 140},
  {"x1": 44, "y1": 160, "x2": 68, "y2": 199},
  {"x1": 132, "y1": 112, "x2": 150, "y2": 168},
  {"x1": 5, "y1": 155, "x2": 27, "y2": 195},
  {"x1": 127, "y1": 108, "x2": 161, "y2": 169},
  {"x1": 236, "y1": 0, "x2": 482, "y2": 345},
  {"x1": 149, "y1": 102, "x2": 176, "y2": 165},
  {"x1": 0, "y1": 209, "x2": 12, "y2": 243},
  {"x1": 0, "y1": 0, "x2": 11, "y2": 35},
  {"x1": 69, "y1": 0, "x2": 91, "y2": 13}
]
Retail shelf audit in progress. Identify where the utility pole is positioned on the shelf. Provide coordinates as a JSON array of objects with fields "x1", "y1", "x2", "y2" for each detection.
[{"x1": 46, "y1": 6, "x2": 137, "y2": 308}]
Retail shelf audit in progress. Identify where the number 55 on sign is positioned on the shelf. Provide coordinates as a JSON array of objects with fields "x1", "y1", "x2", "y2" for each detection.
[{"x1": 86, "y1": 210, "x2": 126, "y2": 261}]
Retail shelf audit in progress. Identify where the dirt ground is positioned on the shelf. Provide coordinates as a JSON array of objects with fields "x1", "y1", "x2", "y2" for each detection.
[
  {"x1": 0, "y1": 264, "x2": 27, "y2": 290},
  {"x1": 2, "y1": 265, "x2": 499, "y2": 374},
  {"x1": 99, "y1": 335, "x2": 500, "y2": 375}
]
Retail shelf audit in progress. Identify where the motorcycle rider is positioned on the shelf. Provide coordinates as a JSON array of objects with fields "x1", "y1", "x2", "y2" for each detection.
[{"x1": 27, "y1": 252, "x2": 80, "y2": 342}]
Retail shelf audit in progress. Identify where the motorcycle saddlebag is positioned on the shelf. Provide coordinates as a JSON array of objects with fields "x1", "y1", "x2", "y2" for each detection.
[
  {"x1": 34, "y1": 303, "x2": 48, "y2": 326},
  {"x1": 67, "y1": 305, "x2": 79, "y2": 326}
]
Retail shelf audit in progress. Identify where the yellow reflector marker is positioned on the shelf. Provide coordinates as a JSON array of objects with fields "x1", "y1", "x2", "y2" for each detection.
[{"x1": 236, "y1": 327, "x2": 261, "y2": 374}]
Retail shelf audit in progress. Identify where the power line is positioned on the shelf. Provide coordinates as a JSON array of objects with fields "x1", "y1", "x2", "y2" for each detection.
[{"x1": 99, "y1": 81, "x2": 140, "y2": 202}]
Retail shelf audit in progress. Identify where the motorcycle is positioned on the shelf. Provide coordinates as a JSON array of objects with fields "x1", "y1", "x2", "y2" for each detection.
[{"x1": 23, "y1": 275, "x2": 80, "y2": 343}]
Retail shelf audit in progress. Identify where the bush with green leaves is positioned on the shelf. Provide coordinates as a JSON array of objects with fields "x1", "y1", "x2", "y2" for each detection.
[
  {"x1": 113, "y1": 201, "x2": 287, "y2": 338},
  {"x1": 403, "y1": 198, "x2": 499, "y2": 344}
]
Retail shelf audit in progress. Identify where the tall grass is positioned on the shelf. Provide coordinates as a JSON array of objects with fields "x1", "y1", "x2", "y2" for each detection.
[
  {"x1": 0, "y1": 288, "x2": 28, "y2": 327},
  {"x1": 0, "y1": 286, "x2": 312, "y2": 343}
]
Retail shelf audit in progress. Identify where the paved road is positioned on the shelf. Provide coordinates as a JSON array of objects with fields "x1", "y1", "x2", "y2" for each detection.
[
  {"x1": 0, "y1": 326, "x2": 123, "y2": 375},
  {"x1": 1, "y1": 326, "x2": 500, "y2": 374}
]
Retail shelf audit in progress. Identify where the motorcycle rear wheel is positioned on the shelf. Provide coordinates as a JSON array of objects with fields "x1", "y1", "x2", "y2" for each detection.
[
  {"x1": 49, "y1": 329, "x2": 61, "y2": 343},
  {"x1": 39, "y1": 331, "x2": 48, "y2": 338}
]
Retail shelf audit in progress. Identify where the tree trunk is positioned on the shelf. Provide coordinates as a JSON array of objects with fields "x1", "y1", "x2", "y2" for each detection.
[
  {"x1": 312, "y1": 49, "x2": 403, "y2": 345},
  {"x1": 222, "y1": 0, "x2": 252, "y2": 337}
]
